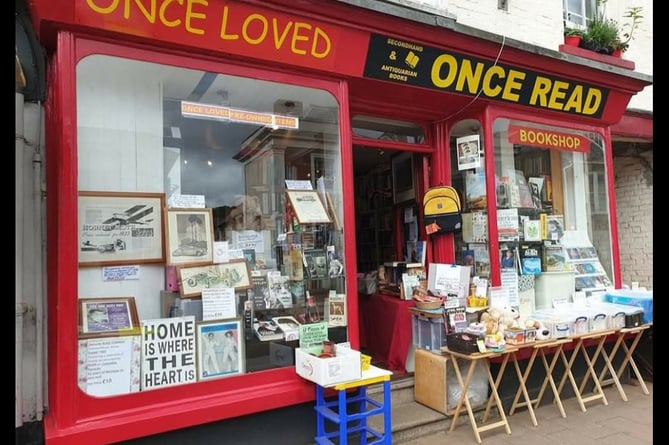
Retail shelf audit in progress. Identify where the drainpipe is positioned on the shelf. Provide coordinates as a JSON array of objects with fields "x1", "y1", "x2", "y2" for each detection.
[{"x1": 15, "y1": 90, "x2": 24, "y2": 428}]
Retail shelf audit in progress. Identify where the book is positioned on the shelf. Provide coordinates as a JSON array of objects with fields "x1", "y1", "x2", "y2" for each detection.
[
  {"x1": 528, "y1": 177, "x2": 545, "y2": 209},
  {"x1": 249, "y1": 272, "x2": 269, "y2": 311},
  {"x1": 416, "y1": 240, "x2": 427, "y2": 266},
  {"x1": 497, "y1": 208, "x2": 519, "y2": 242},
  {"x1": 523, "y1": 219, "x2": 542, "y2": 242},
  {"x1": 444, "y1": 306, "x2": 467, "y2": 334},
  {"x1": 465, "y1": 171, "x2": 487, "y2": 210},
  {"x1": 542, "y1": 244, "x2": 567, "y2": 272},
  {"x1": 512, "y1": 170, "x2": 536, "y2": 208},
  {"x1": 327, "y1": 292, "x2": 347, "y2": 327},
  {"x1": 267, "y1": 271, "x2": 293, "y2": 309},
  {"x1": 542, "y1": 214, "x2": 565, "y2": 243},
  {"x1": 272, "y1": 315, "x2": 302, "y2": 341},
  {"x1": 519, "y1": 244, "x2": 542, "y2": 275},
  {"x1": 253, "y1": 319, "x2": 284, "y2": 342},
  {"x1": 283, "y1": 245, "x2": 304, "y2": 281},
  {"x1": 303, "y1": 248, "x2": 328, "y2": 279}
]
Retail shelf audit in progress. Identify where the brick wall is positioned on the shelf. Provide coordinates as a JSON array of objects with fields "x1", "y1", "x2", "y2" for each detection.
[{"x1": 614, "y1": 149, "x2": 653, "y2": 289}]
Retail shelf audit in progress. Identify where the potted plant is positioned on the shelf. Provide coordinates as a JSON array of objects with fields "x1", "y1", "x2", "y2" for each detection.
[
  {"x1": 581, "y1": 15, "x2": 619, "y2": 55},
  {"x1": 564, "y1": 27, "x2": 584, "y2": 47},
  {"x1": 613, "y1": 6, "x2": 643, "y2": 56}
]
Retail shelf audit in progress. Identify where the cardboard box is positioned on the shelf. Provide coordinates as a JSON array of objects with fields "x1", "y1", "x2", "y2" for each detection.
[
  {"x1": 294, "y1": 344, "x2": 361, "y2": 386},
  {"x1": 414, "y1": 348, "x2": 489, "y2": 415}
]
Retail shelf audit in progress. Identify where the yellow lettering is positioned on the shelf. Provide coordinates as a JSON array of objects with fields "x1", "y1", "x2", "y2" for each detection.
[
  {"x1": 548, "y1": 80, "x2": 569, "y2": 110},
  {"x1": 455, "y1": 59, "x2": 483, "y2": 94},
  {"x1": 219, "y1": 6, "x2": 239, "y2": 40},
  {"x1": 291, "y1": 22, "x2": 311, "y2": 55},
  {"x1": 185, "y1": 0, "x2": 206, "y2": 35},
  {"x1": 563, "y1": 85, "x2": 583, "y2": 113},
  {"x1": 272, "y1": 18, "x2": 292, "y2": 49},
  {"x1": 159, "y1": 0, "x2": 181, "y2": 28},
  {"x1": 502, "y1": 70, "x2": 525, "y2": 101},
  {"x1": 86, "y1": 0, "x2": 120, "y2": 14},
  {"x1": 311, "y1": 27, "x2": 331, "y2": 58},
  {"x1": 583, "y1": 89, "x2": 602, "y2": 115},
  {"x1": 529, "y1": 77, "x2": 552, "y2": 107},
  {"x1": 482, "y1": 65, "x2": 504, "y2": 98},
  {"x1": 242, "y1": 14, "x2": 268, "y2": 44},
  {"x1": 431, "y1": 54, "x2": 458, "y2": 88},
  {"x1": 127, "y1": 0, "x2": 156, "y2": 23}
]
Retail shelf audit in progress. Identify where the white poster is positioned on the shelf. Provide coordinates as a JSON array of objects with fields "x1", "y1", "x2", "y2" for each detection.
[
  {"x1": 141, "y1": 316, "x2": 197, "y2": 390},
  {"x1": 202, "y1": 287, "x2": 237, "y2": 321},
  {"x1": 78, "y1": 336, "x2": 140, "y2": 396},
  {"x1": 456, "y1": 134, "x2": 482, "y2": 170}
]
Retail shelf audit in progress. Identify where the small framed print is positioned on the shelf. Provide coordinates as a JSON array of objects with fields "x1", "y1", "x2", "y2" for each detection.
[
  {"x1": 78, "y1": 191, "x2": 165, "y2": 267},
  {"x1": 178, "y1": 260, "x2": 253, "y2": 297},
  {"x1": 196, "y1": 319, "x2": 244, "y2": 381},
  {"x1": 165, "y1": 208, "x2": 214, "y2": 266},
  {"x1": 79, "y1": 297, "x2": 140, "y2": 339},
  {"x1": 286, "y1": 190, "x2": 331, "y2": 224}
]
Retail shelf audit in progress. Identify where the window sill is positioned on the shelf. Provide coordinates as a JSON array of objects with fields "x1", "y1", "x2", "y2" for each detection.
[{"x1": 559, "y1": 44, "x2": 635, "y2": 70}]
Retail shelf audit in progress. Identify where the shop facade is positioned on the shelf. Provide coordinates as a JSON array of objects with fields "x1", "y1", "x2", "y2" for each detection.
[{"x1": 23, "y1": 0, "x2": 651, "y2": 444}]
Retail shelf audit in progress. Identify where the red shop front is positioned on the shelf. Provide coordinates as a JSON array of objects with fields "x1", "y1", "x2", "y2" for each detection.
[{"x1": 25, "y1": 0, "x2": 650, "y2": 444}]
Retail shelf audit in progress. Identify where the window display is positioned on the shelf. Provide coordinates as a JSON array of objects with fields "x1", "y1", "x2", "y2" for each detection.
[{"x1": 76, "y1": 54, "x2": 344, "y2": 395}]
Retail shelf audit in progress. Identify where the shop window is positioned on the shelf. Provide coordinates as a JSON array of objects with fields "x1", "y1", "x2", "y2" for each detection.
[{"x1": 76, "y1": 54, "x2": 343, "y2": 396}]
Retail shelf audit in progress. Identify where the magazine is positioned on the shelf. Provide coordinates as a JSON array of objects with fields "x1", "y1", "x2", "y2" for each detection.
[{"x1": 253, "y1": 319, "x2": 284, "y2": 342}]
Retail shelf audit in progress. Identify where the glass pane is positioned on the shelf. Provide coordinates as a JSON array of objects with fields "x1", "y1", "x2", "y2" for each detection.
[
  {"x1": 492, "y1": 118, "x2": 612, "y2": 305},
  {"x1": 352, "y1": 115, "x2": 426, "y2": 144},
  {"x1": 76, "y1": 54, "x2": 343, "y2": 396}
]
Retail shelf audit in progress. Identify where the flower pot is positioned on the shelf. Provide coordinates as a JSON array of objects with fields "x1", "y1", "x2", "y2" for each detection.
[
  {"x1": 611, "y1": 48, "x2": 623, "y2": 58},
  {"x1": 564, "y1": 35, "x2": 581, "y2": 47}
]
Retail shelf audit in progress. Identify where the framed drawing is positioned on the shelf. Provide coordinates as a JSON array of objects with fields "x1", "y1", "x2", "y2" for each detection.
[
  {"x1": 165, "y1": 208, "x2": 214, "y2": 266},
  {"x1": 196, "y1": 319, "x2": 244, "y2": 380},
  {"x1": 78, "y1": 191, "x2": 165, "y2": 267},
  {"x1": 78, "y1": 297, "x2": 140, "y2": 339},
  {"x1": 178, "y1": 260, "x2": 252, "y2": 297},
  {"x1": 286, "y1": 190, "x2": 331, "y2": 225}
]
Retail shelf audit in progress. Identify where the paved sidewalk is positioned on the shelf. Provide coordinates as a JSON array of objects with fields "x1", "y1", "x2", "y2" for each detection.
[{"x1": 401, "y1": 380, "x2": 653, "y2": 445}]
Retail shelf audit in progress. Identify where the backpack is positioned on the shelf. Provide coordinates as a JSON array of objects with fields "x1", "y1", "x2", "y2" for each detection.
[{"x1": 423, "y1": 185, "x2": 463, "y2": 235}]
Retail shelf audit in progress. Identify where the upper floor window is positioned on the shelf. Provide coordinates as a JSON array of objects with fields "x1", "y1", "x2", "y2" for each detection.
[{"x1": 563, "y1": 0, "x2": 598, "y2": 27}]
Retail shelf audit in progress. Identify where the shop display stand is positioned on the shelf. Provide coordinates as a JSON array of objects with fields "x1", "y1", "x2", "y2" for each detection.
[{"x1": 314, "y1": 365, "x2": 393, "y2": 445}]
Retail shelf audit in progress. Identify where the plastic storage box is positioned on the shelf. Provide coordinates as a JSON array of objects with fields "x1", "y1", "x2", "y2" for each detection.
[
  {"x1": 604, "y1": 289, "x2": 653, "y2": 324},
  {"x1": 411, "y1": 313, "x2": 447, "y2": 352}
]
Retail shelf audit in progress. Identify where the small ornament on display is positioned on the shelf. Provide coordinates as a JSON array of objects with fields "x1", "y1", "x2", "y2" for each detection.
[{"x1": 306, "y1": 291, "x2": 320, "y2": 322}]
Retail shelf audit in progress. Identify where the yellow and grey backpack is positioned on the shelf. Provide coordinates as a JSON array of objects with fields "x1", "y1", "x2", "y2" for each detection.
[{"x1": 423, "y1": 185, "x2": 463, "y2": 235}]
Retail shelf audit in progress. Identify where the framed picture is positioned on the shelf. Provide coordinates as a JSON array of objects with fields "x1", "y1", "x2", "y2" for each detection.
[
  {"x1": 196, "y1": 319, "x2": 244, "y2": 380},
  {"x1": 165, "y1": 208, "x2": 214, "y2": 266},
  {"x1": 286, "y1": 190, "x2": 331, "y2": 224},
  {"x1": 391, "y1": 152, "x2": 416, "y2": 204},
  {"x1": 78, "y1": 191, "x2": 165, "y2": 267},
  {"x1": 178, "y1": 260, "x2": 252, "y2": 297},
  {"x1": 78, "y1": 297, "x2": 140, "y2": 339}
]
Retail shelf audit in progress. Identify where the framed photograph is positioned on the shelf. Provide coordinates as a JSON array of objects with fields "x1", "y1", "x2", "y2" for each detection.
[
  {"x1": 456, "y1": 134, "x2": 482, "y2": 170},
  {"x1": 286, "y1": 190, "x2": 331, "y2": 224},
  {"x1": 178, "y1": 260, "x2": 252, "y2": 297},
  {"x1": 391, "y1": 152, "x2": 416, "y2": 204},
  {"x1": 78, "y1": 297, "x2": 140, "y2": 339},
  {"x1": 196, "y1": 319, "x2": 244, "y2": 380},
  {"x1": 165, "y1": 208, "x2": 214, "y2": 266},
  {"x1": 78, "y1": 191, "x2": 165, "y2": 267}
]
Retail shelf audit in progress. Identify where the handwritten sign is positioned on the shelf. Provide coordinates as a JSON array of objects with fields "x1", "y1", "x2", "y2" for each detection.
[
  {"x1": 168, "y1": 194, "x2": 205, "y2": 208},
  {"x1": 202, "y1": 287, "x2": 236, "y2": 321},
  {"x1": 298, "y1": 322, "x2": 328, "y2": 349},
  {"x1": 141, "y1": 317, "x2": 196, "y2": 390},
  {"x1": 102, "y1": 265, "x2": 140, "y2": 281}
]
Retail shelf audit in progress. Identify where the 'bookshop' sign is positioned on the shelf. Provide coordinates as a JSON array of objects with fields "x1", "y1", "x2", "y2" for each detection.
[{"x1": 141, "y1": 316, "x2": 196, "y2": 390}]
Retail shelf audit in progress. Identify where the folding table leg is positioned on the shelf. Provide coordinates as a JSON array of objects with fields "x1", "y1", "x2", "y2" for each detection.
[
  {"x1": 616, "y1": 330, "x2": 650, "y2": 395},
  {"x1": 509, "y1": 349, "x2": 538, "y2": 426},
  {"x1": 534, "y1": 344, "x2": 567, "y2": 418},
  {"x1": 556, "y1": 342, "x2": 587, "y2": 413},
  {"x1": 576, "y1": 337, "x2": 608, "y2": 407}
]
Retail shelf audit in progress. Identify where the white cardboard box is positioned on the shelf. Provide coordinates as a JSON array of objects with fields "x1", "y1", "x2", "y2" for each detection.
[{"x1": 295, "y1": 344, "x2": 361, "y2": 386}]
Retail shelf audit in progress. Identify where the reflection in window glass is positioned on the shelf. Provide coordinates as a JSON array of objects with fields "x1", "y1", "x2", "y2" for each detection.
[{"x1": 76, "y1": 54, "x2": 344, "y2": 396}]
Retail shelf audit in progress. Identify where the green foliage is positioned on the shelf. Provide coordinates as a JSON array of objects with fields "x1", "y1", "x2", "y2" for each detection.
[
  {"x1": 580, "y1": 2, "x2": 643, "y2": 54},
  {"x1": 564, "y1": 27, "x2": 584, "y2": 37}
]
